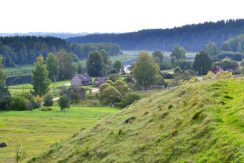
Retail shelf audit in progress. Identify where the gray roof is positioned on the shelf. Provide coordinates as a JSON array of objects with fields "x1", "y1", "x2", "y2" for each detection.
[{"x1": 74, "y1": 74, "x2": 92, "y2": 82}]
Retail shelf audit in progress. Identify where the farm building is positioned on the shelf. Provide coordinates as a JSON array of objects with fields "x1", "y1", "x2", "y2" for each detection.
[{"x1": 71, "y1": 74, "x2": 92, "y2": 86}]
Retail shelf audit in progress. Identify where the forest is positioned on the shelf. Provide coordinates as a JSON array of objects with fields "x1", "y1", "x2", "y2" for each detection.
[
  {"x1": 0, "y1": 36, "x2": 121, "y2": 67},
  {"x1": 66, "y1": 19, "x2": 244, "y2": 51}
]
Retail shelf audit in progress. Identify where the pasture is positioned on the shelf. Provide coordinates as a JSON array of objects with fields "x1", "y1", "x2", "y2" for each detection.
[{"x1": 0, "y1": 106, "x2": 118, "y2": 162}]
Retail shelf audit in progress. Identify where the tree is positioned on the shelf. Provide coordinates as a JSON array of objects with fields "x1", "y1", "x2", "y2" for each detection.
[
  {"x1": 132, "y1": 52, "x2": 160, "y2": 90},
  {"x1": 215, "y1": 58, "x2": 238, "y2": 70},
  {"x1": 46, "y1": 53, "x2": 59, "y2": 81},
  {"x1": 193, "y1": 51, "x2": 213, "y2": 75},
  {"x1": 57, "y1": 51, "x2": 76, "y2": 80},
  {"x1": 58, "y1": 95, "x2": 70, "y2": 111},
  {"x1": 113, "y1": 80, "x2": 131, "y2": 97},
  {"x1": 32, "y1": 55, "x2": 50, "y2": 96},
  {"x1": 86, "y1": 51, "x2": 105, "y2": 77},
  {"x1": 204, "y1": 42, "x2": 218, "y2": 56},
  {"x1": 152, "y1": 50, "x2": 164, "y2": 66},
  {"x1": 0, "y1": 57, "x2": 6, "y2": 88},
  {"x1": 100, "y1": 86, "x2": 121, "y2": 105},
  {"x1": 113, "y1": 61, "x2": 123, "y2": 73},
  {"x1": 170, "y1": 47, "x2": 186, "y2": 65}
]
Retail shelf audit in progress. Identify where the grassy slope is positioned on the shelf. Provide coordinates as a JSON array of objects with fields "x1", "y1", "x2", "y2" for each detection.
[
  {"x1": 0, "y1": 106, "x2": 118, "y2": 162},
  {"x1": 31, "y1": 78, "x2": 244, "y2": 163}
]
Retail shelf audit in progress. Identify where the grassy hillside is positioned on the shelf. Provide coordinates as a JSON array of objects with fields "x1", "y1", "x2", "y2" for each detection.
[
  {"x1": 31, "y1": 78, "x2": 244, "y2": 162},
  {"x1": 0, "y1": 106, "x2": 118, "y2": 162}
]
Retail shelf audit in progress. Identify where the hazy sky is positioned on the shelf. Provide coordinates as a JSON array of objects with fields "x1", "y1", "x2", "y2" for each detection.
[{"x1": 0, "y1": 0, "x2": 243, "y2": 33}]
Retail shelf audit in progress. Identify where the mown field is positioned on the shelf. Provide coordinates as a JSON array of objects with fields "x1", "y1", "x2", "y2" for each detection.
[{"x1": 0, "y1": 106, "x2": 118, "y2": 162}]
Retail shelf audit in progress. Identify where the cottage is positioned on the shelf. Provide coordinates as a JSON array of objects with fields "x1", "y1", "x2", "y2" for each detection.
[
  {"x1": 93, "y1": 77, "x2": 107, "y2": 86},
  {"x1": 71, "y1": 74, "x2": 92, "y2": 86}
]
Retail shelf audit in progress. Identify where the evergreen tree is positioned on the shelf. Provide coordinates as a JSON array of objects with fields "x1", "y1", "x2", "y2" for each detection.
[{"x1": 32, "y1": 55, "x2": 50, "y2": 96}]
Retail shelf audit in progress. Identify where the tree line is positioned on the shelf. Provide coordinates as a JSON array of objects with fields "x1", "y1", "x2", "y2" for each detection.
[
  {"x1": 0, "y1": 36, "x2": 122, "y2": 67},
  {"x1": 66, "y1": 19, "x2": 244, "y2": 51}
]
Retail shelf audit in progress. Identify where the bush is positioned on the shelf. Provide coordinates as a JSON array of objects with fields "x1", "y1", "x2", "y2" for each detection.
[
  {"x1": 60, "y1": 86, "x2": 86, "y2": 103},
  {"x1": 214, "y1": 58, "x2": 238, "y2": 70},
  {"x1": 109, "y1": 74, "x2": 120, "y2": 82},
  {"x1": 43, "y1": 94, "x2": 53, "y2": 106},
  {"x1": 58, "y1": 95, "x2": 70, "y2": 111},
  {"x1": 160, "y1": 61, "x2": 173, "y2": 70},
  {"x1": 174, "y1": 59, "x2": 192, "y2": 70},
  {"x1": 119, "y1": 93, "x2": 140, "y2": 108}
]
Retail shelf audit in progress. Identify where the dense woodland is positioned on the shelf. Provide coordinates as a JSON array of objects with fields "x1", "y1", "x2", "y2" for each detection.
[
  {"x1": 66, "y1": 19, "x2": 244, "y2": 51},
  {"x1": 0, "y1": 36, "x2": 121, "y2": 67}
]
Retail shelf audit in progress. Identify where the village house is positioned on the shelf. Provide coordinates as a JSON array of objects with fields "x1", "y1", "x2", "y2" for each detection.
[
  {"x1": 71, "y1": 74, "x2": 92, "y2": 86},
  {"x1": 93, "y1": 77, "x2": 107, "y2": 86}
]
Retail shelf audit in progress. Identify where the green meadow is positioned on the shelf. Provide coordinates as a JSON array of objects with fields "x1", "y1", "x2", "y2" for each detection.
[{"x1": 0, "y1": 106, "x2": 118, "y2": 162}]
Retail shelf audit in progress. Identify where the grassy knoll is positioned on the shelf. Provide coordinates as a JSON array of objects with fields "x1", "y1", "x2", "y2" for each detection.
[
  {"x1": 31, "y1": 78, "x2": 244, "y2": 162},
  {"x1": 0, "y1": 106, "x2": 118, "y2": 162}
]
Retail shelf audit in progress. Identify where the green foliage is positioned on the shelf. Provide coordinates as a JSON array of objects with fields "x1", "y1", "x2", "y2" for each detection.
[
  {"x1": 86, "y1": 51, "x2": 105, "y2": 77},
  {"x1": 46, "y1": 53, "x2": 59, "y2": 81},
  {"x1": 58, "y1": 95, "x2": 70, "y2": 111},
  {"x1": 108, "y1": 74, "x2": 120, "y2": 82},
  {"x1": 204, "y1": 42, "x2": 218, "y2": 56},
  {"x1": 160, "y1": 60, "x2": 173, "y2": 70},
  {"x1": 32, "y1": 55, "x2": 50, "y2": 96},
  {"x1": 170, "y1": 46, "x2": 186, "y2": 65},
  {"x1": 100, "y1": 86, "x2": 121, "y2": 105},
  {"x1": 43, "y1": 94, "x2": 53, "y2": 107},
  {"x1": 152, "y1": 50, "x2": 164, "y2": 67},
  {"x1": 214, "y1": 58, "x2": 238, "y2": 70},
  {"x1": 99, "y1": 80, "x2": 131, "y2": 106},
  {"x1": 119, "y1": 93, "x2": 140, "y2": 108},
  {"x1": 132, "y1": 52, "x2": 160, "y2": 90},
  {"x1": 0, "y1": 56, "x2": 6, "y2": 88},
  {"x1": 113, "y1": 61, "x2": 123, "y2": 73},
  {"x1": 174, "y1": 59, "x2": 192, "y2": 70},
  {"x1": 10, "y1": 93, "x2": 36, "y2": 111},
  {"x1": 113, "y1": 80, "x2": 131, "y2": 97},
  {"x1": 60, "y1": 86, "x2": 86, "y2": 103},
  {"x1": 193, "y1": 51, "x2": 213, "y2": 75},
  {"x1": 221, "y1": 34, "x2": 244, "y2": 52},
  {"x1": 56, "y1": 51, "x2": 76, "y2": 80}
]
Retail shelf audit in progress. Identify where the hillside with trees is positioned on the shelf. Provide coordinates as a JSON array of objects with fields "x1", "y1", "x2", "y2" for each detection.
[
  {"x1": 66, "y1": 19, "x2": 244, "y2": 51},
  {"x1": 0, "y1": 36, "x2": 122, "y2": 67}
]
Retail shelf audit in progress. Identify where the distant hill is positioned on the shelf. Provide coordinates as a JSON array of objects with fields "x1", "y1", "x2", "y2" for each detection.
[
  {"x1": 30, "y1": 78, "x2": 244, "y2": 162},
  {"x1": 66, "y1": 19, "x2": 244, "y2": 51},
  {"x1": 0, "y1": 32, "x2": 87, "y2": 39}
]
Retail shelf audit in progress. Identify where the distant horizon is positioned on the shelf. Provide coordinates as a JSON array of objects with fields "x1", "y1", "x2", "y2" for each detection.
[
  {"x1": 0, "y1": 19, "x2": 242, "y2": 35},
  {"x1": 0, "y1": 0, "x2": 243, "y2": 33}
]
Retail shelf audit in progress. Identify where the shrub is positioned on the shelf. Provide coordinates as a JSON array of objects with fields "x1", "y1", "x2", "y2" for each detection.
[
  {"x1": 109, "y1": 74, "x2": 120, "y2": 82},
  {"x1": 216, "y1": 71, "x2": 233, "y2": 79},
  {"x1": 34, "y1": 96, "x2": 42, "y2": 108},
  {"x1": 160, "y1": 61, "x2": 173, "y2": 70},
  {"x1": 58, "y1": 95, "x2": 70, "y2": 111},
  {"x1": 100, "y1": 86, "x2": 121, "y2": 105},
  {"x1": 174, "y1": 59, "x2": 192, "y2": 70},
  {"x1": 43, "y1": 94, "x2": 53, "y2": 106},
  {"x1": 60, "y1": 86, "x2": 86, "y2": 103},
  {"x1": 40, "y1": 107, "x2": 53, "y2": 111},
  {"x1": 214, "y1": 58, "x2": 239, "y2": 70},
  {"x1": 119, "y1": 93, "x2": 140, "y2": 108}
]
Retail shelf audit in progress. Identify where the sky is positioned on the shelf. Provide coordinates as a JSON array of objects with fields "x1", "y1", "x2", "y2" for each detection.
[{"x1": 0, "y1": 0, "x2": 243, "y2": 33}]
